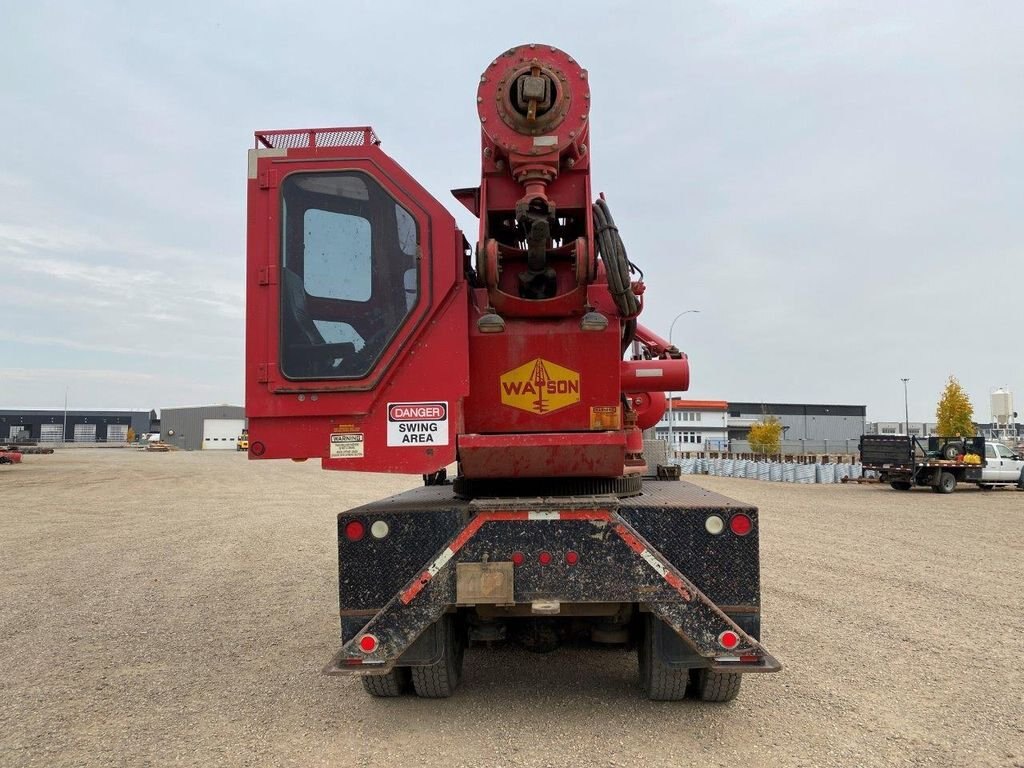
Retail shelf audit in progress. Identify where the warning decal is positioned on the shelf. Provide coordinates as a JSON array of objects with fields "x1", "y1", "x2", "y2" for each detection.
[
  {"x1": 590, "y1": 405, "x2": 621, "y2": 430},
  {"x1": 330, "y1": 432, "x2": 364, "y2": 458},
  {"x1": 387, "y1": 401, "x2": 449, "y2": 447}
]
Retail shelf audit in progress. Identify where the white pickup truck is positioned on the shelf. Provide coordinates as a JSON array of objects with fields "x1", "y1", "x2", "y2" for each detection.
[{"x1": 978, "y1": 441, "x2": 1024, "y2": 488}]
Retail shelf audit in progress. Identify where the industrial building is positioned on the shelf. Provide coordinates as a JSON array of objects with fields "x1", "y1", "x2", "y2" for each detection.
[
  {"x1": 653, "y1": 401, "x2": 867, "y2": 454},
  {"x1": 867, "y1": 421, "x2": 937, "y2": 437},
  {"x1": 0, "y1": 409, "x2": 153, "y2": 443},
  {"x1": 652, "y1": 399, "x2": 729, "y2": 451},
  {"x1": 160, "y1": 405, "x2": 246, "y2": 451},
  {"x1": 867, "y1": 421, "x2": 1023, "y2": 441},
  {"x1": 727, "y1": 402, "x2": 866, "y2": 453}
]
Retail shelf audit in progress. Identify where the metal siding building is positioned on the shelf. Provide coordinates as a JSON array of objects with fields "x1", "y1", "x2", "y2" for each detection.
[
  {"x1": 727, "y1": 403, "x2": 867, "y2": 443},
  {"x1": 160, "y1": 405, "x2": 246, "y2": 451},
  {"x1": 0, "y1": 410, "x2": 151, "y2": 442}
]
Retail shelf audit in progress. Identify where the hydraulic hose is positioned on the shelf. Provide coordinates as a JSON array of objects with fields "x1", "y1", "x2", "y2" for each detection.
[{"x1": 593, "y1": 198, "x2": 642, "y2": 353}]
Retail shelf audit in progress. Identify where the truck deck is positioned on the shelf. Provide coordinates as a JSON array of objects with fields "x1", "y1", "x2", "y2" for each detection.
[{"x1": 326, "y1": 478, "x2": 779, "y2": 699}]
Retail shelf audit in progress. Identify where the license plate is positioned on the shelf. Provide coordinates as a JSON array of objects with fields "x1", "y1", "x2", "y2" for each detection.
[{"x1": 456, "y1": 562, "x2": 514, "y2": 605}]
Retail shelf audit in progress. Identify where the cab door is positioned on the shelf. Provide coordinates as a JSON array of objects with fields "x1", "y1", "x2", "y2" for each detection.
[
  {"x1": 982, "y1": 443, "x2": 1003, "y2": 481},
  {"x1": 994, "y1": 443, "x2": 1022, "y2": 481},
  {"x1": 245, "y1": 128, "x2": 470, "y2": 473}
]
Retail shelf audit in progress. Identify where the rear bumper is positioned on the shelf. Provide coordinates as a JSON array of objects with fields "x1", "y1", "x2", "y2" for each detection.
[{"x1": 326, "y1": 490, "x2": 781, "y2": 676}]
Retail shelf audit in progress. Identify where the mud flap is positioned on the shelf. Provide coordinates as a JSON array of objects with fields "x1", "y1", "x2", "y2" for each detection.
[{"x1": 324, "y1": 503, "x2": 781, "y2": 676}]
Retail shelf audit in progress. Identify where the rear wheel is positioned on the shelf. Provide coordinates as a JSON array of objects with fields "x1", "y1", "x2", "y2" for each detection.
[
  {"x1": 933, "y1": 471, "x2": 957, "y2": 494},
  {"x1": 361, "y1": 667, "x2": 410, "y2": 697},
  {"x1": 889, "y1": 481, "x2": 912, "y2": 491},
  {"x1": 638, "y1": 615, "x2": 690, "y2": 701},
  {"x1": 691, "y1": 669, "x2": 742, "y2": 702},
  {"x1": 410, "y1": 615, "x2": 465, "y2": 698}
]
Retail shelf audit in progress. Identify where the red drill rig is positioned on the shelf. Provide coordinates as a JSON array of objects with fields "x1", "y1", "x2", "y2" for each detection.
[{"x1": 246, "y1": 44, "x2": 780, "y2": 700}]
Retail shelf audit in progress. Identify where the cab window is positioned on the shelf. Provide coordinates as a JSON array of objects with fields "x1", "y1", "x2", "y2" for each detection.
[{"x1": 280, "y1": 172, "x2": 419, "y2": 380}]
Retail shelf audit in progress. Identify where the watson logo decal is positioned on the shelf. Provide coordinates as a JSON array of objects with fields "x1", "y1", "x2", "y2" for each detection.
[{"x1": 500, "y1": 358, "x2": 581, "y2": 415}]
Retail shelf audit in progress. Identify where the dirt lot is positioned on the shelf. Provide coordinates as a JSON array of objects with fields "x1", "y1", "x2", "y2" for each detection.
[{"x1": 1, "y1": 450, "x2": 1021, "y2": 767}]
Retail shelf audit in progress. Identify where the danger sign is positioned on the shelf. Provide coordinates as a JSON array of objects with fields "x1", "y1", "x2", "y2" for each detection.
[{"x1": 387, "y1": 401, "x2": 449, "y2": 447}]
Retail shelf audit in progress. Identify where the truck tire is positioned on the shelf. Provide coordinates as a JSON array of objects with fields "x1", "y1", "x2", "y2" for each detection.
[
  {"x1": 691, "y1": 669, "x2": 742, "y2": 702},
  {"x1": 933, "y1": 471, "x2": 957, "y2": 494},
  {"x1": 889, "y1": 481, "x2": 912, "y2": 491},
  {"x1": 941, "y1": 442, "x2": 962, "y2": 460},
  {"x1": 638, "y1": 615, "x2": 689, "y2": 701},
  {"x1": 410, "y1": 615, "x2": 464, "y2": 698},
  {"x1": 361, "y1": 668, "x2": 410, "y2": 697}
]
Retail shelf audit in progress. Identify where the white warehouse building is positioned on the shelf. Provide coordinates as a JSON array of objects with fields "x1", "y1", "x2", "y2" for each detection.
[{"x1": 652, "y1": 399, "x2": 729, "y2": 451}]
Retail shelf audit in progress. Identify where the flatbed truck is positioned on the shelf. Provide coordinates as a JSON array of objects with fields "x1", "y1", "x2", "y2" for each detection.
[{"x1": 860, "y1": 434, "x2": 1024, "y2": 492}]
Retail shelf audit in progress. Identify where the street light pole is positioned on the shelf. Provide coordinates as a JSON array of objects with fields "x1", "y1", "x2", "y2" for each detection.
[
  {"x1": 666, "y1": 310, "x2": 700, "y2": 457},
  {"x1": 901, "y1": 378, "x2": 910, "y2": 436}
]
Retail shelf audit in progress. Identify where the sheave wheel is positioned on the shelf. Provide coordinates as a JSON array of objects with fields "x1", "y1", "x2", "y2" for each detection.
[
  {"x1": 361, "y1": 667, "x2": 410, "y2": 697},
  {"x1": 933, "y1": 471, "x2": 957, "y2": 494},
  {"x1": 411, "y1": 614, "x2": 465, "y2": 698},
  {"x1": 638, "y1": 614, "x2": 690, "y2": 701}
]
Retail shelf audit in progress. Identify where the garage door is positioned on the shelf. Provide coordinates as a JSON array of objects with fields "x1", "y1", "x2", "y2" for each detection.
[
  {"x1": 74, "y1": 424, "x2": 97, "y2": 442},
  {"x1": 202, "y1": 419, "x2": 245, "y2": 450},
  {"x1": 40, "y1": 424, "x2": 64, "y2": 442},
  {"x1": 106, "y1": 424, "x2": 129, "y2": 443}
]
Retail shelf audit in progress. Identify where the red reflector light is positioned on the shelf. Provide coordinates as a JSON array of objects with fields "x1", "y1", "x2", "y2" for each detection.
[
  {"x1": 740, "y1": 654, "x2": 759, "y2": 663},
  {"x1": 565, "y1": 551, "x2": 579, "y2": 566},
  {"x1": 538, "y1": 551, "x2": 552, "y2": 566},
  {"x1": 511, "y1": 551, "x2": 525, "y2": 567},
  {"x1": 359, "y1": 634, "x2": 378, "y2": 653},
  {"x1": 344, "y1": 520, "x2": 365, "y2": 541},
  {"x1": 718, "y1": 630, "x2": 740, "y2": 650},
  {"x1": 729, "y1": 514, "x2": 752, "y2": 536}
]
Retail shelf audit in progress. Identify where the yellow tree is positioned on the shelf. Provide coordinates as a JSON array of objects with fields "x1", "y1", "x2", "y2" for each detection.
[
  {"x1": 748, "y1": 417, "x2": 783, "y2": 455},
  {"x1": 935, "y1": 376, "x2": 975, "y2": 437}
]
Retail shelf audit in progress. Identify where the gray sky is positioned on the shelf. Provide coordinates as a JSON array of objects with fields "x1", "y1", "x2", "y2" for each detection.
[{"x1": 2, "y1": 2, "x2": 1021, "y2": 423}]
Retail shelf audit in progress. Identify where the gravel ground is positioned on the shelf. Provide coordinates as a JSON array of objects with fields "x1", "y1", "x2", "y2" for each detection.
[{"x1": 1, "y1": 449, "x2": 1022, "y2": 768}]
